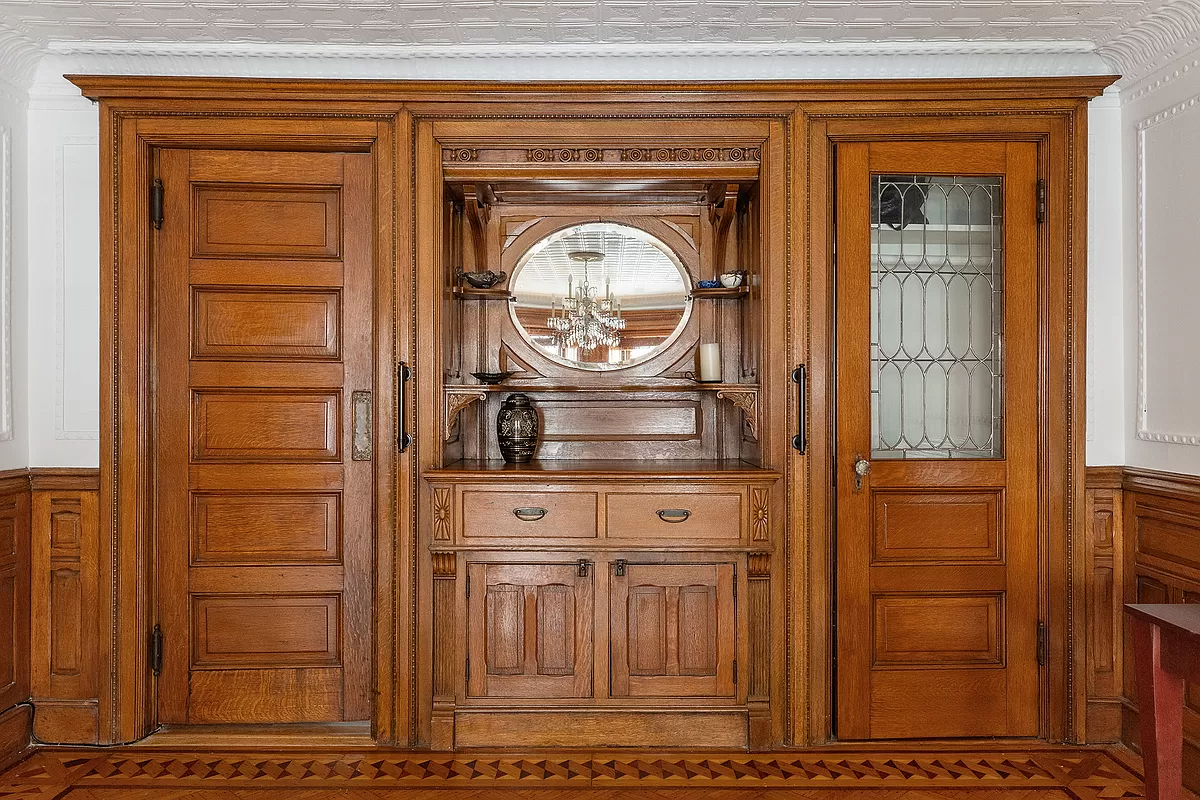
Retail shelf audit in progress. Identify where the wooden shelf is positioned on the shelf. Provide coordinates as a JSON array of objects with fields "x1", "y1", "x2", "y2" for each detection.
[
  {"x1": 442, "y1": 383, "x2": 759, "y2": 441},
  {"x1": 689, "y1": 285, "x2": 749, "y2": 299},
  {"x1": 451, "y1": 286, "x2": 512, "y2": 300},
  {"x1": 427, "y1": 459, "x2": 780, "y2": 481}
]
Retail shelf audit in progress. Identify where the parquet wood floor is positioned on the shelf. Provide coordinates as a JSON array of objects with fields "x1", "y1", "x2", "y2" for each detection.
[{"x1": 0, "y1": 745, "x2": 1150, "y2": 800}]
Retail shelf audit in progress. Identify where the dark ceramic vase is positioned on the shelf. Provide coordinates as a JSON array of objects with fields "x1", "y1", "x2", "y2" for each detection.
[{"x1": 497, "y1": 393, "x2": 539, "y2": 463}]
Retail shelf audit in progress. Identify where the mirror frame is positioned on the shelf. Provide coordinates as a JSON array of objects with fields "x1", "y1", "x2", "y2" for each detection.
[{"x1": 506, "y1": 221, "x2": 695, "y2": 372}]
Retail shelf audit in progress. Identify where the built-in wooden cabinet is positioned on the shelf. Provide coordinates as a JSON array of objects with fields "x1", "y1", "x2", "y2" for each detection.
[{"x1": 64, "y1": 75, "x2": 1106, "y2": 750}]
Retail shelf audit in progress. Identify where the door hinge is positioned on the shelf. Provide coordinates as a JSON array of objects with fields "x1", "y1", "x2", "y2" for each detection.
[
  {"x1": 1037, "y1": 620, "x2": 1047, "y2": 666},
  {"x1": 150, "y1": 178, "x2": 164, "y2": 230},
  {"x1": 577, "y1": 558, "x2": 590, "y2": 577},
  {"x1": 465, "y1": 575, "x2": 470, "y2": 599},
  {"x1": 733, "y1": 659, "x2": 738, "y2": 684},
  {"x1": 466, "y1": 657, "x2": 470, "y2": 682},
  {"x1": 1036, "y1": 179, "x2": 1046, "y2": 224},
  {"x1": 733, "y1": 579, "x2": 737, "y2": 600},
  {"x1": 151, "y1": 624, "x2": 163, "y2": 675}
]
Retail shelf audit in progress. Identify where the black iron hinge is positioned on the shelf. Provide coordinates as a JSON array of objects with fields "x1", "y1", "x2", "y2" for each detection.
[
  {"x1": 733, "y1": 659, "x2": 738, "y2": 684},
  {"x1": 151, "y1": 624, "x2": 163, "y2": 675},
  {"x1": 465, "y1": 575, "x2": 470, "y2": 599},
  {"x1": 1037, "y1": 620, "x2": 1047, "y2": 666},
  {"x1": 150, "y1": 178, "x2": 164, "y2": 230},
  {"x1": 1036, "y1": 179, "x2": 1046, "y2": 224}
]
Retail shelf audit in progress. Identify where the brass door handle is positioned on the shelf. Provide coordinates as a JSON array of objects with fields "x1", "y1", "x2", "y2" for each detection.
[
  {"x1": 513, "y1": 507, "x2": 547, "y2": 522},
  {"x1": 656, "y1": 509, "x2": 692, "y2": 523}
]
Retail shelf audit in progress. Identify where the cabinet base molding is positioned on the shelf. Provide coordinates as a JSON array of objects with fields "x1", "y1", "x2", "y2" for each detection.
[
  {"x1": 454, "y1": 709, "x2": 748, "y2": 749},
  {"x1": 30, "y1": 700, "x2": 98, "y2": 745},
  {"x1": 0, "y1": 705, "x2": 31, "y2": 772}
]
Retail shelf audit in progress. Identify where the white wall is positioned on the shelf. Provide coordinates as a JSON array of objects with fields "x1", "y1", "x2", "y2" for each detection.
[
  {"x1": 1122, "y1": 55, "x2": 1200, "y2": 475},
  {"x1": 0, "y1": 77, "x2": 28, "y2": 470},
  {"x1": 26, "y1": 81, "x2": 99, "y2": 467}
]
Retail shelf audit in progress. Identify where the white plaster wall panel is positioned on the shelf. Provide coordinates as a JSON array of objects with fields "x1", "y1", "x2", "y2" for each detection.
[
  {"x1": 1123, "y1": 55, "x2": 1200, "y2": 474},
  {"x1": 1086, "y1": 88, "x2": 1127, "y2": 466},
  {"x1": 0, "y1": 89, "x2": 28, "y2": 470},
  {"x1": 26, "y1": 101, "x2": 99, "y2": 467}
]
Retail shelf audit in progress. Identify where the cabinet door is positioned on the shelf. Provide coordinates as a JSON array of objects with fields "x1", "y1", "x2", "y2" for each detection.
[
  {"x1": 610, "y1": 562, "x2": 736, "y2": 698},
  {"x1": 467, "y1": 562, "x2": 593, "y2": 698}
]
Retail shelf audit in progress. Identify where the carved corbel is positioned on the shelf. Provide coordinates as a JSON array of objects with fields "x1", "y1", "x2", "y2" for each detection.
[
  {"x1": 707, "y1": 182, "x2": 740, "y2": 275},
  {"x1": 444, "y1": 388, "x2": 488, "y2": 440},
  {"x1": 463, "y1": 185, "x2": 492, "y2": 272},
  {"x1": 716, "y1": 387, "x2": 758, "y2": 441}
]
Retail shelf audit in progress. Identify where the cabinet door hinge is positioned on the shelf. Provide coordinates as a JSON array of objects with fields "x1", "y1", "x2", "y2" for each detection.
[
  {"x1": 1037, "y1": 620, "x2": 1047, "y2": 666},
  {"x1": 151, "y1": 178, "x2": 164, "y2": 230},
  {"x1": 733, "y1": 659, "x2": 738, "y2": 684},
  {"x1": 465, "y1": 575, "x2": 470, "y2": 598},
  {"x1": 151, "y1": 624, "x2": 163, "y2": 675},
  {"x1": 466, "y1": 657, "x2": 470, "y2": 682},
  {"x1": 1036, "y1": 179, "x2": 1046, "y2": 224}
]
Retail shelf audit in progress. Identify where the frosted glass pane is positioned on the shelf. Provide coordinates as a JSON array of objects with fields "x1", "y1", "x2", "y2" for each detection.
[{"x1": 870, "y1": 175, "x2": 1004, "y2": 459}]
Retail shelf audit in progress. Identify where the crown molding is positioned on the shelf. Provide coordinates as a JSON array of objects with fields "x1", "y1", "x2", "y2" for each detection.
[
  {"x1": 28, "y1": 39, "x2": 1113, "y2": 91},
  {"x1": 1098, "y1": 0, "x2": 1200, "y2": 94}
]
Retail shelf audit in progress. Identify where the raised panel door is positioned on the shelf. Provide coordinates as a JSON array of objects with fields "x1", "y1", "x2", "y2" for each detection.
[
  {"x1": 610, "y1": 562, "x2": 736, "y2": 698},
  {"x1": 835, "y1": 141, "x2": 1040, "y2": 739},
  {"x1": 466, "y1": 562, "x2": 593, "y2": 699},
  {"x1": 156, "y1": 149, "x2": 374, "y2": 725}
]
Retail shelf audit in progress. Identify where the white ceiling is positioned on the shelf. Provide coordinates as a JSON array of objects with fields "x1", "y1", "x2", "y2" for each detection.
[{"x1": 1, "y1": 0, "x2": 1198, "y2": 90}]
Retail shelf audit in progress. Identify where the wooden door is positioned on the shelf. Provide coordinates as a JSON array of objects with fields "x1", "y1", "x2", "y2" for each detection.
[
  {"x1": 610, "y1": 562, "x2": 736, "y2": 697},
  {"x1": 835, "y1": 141, "x2": 1040, "y2": 738},
  {"x1": 156, "y1": 149, "x2": 374, "y2": 724},
  {"x1": 467, "y1": 562, "x2": 594, "y2": 698}
]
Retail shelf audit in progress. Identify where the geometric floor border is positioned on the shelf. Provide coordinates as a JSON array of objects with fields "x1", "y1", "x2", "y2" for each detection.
[{"x1": 0, "y1": 746, "x2": 1148, "y2": 799}]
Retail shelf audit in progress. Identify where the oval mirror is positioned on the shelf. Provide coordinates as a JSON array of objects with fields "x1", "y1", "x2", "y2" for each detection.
[{"x1": 509, "y1": 222, "x2": 693, "y2": 371}]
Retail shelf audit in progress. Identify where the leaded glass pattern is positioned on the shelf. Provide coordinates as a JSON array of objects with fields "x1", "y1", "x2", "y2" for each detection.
[{"x1": 870, "y1": 175, "x2": 1004, "y2": 459}]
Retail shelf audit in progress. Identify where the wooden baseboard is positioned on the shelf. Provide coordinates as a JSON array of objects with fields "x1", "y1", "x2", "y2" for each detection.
[
  {"x1": 0, "y1": 705, "x2": 31, "y2": 772},
  {"x1": 135, "y1": 722, "x2": 375, "y2": 749},
  {"x1": 453, "y1": 709, "x2": 749, "y2": 749},
  {"x1": 32, "y1": 700, "x2": 99, "y2": 745}
]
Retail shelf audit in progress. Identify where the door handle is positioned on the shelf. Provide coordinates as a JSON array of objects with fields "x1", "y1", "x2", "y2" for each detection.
[
  {"x1": 853, "y1": 456, "x2": 871, "y2": 491},
  {"x1": 792, "y1": 365, "x2": 807, "y2": 453},
  {"x1": 397, "y1": 362, "x2": 412, "y2": 452},
  {"x1": 351, "y1": 390, "x2": 372, "y2": 461}
]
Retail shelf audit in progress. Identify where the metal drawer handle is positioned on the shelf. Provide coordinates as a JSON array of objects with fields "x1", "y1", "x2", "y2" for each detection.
[
  {"x1": 513, "y1": 507, "x2": 547, "y2": 522},
  {"x1": 656, "y1": 508, "x2": 692, "y2": 523}
]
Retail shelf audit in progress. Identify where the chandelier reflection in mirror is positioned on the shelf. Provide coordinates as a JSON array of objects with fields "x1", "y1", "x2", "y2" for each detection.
[
  {"x1": 546, "y1": 250, "x2": 626, "y2": 354},
  {"x1": 509, "y1": 222, "x2": 692, "y2": 371}
]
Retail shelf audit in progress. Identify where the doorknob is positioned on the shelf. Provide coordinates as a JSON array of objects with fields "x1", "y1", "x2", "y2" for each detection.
[{"x1": 853, "y1": 456, "x2": 871, "y2": 491}]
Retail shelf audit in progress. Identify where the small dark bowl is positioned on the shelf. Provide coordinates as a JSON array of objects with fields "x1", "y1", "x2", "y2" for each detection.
[
  {"x1": 471, "y1": 371, "x2": 515, "y2": 385},
  {"x1": 459, "y1": 269, "x2": 507, "y2": 289},
  {"x1": 696, "y1": 279, "x2": 722, "y2": 289}
]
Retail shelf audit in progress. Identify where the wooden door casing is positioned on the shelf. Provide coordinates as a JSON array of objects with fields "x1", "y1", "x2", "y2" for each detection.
[
  {"x1": 835, "y1": 141, "x2": 1040, "y2": 739},
  {"x1": 610, "y1": 562, "x2": 736, "y2": 698},
  {"x1": 466, "y1": 562, "x2": 594, "y2": 699},
  {"x1": 156, "y1": 149, "x2": 375, "y2": 725}
]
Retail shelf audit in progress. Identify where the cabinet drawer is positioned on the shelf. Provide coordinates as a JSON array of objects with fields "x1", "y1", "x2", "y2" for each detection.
[
  {"x1": 605, "y1": 491, "x2": 743, "y2": 541},
  {"x1": 461, "y1": 489, "x2": 598, "y2": 540}
]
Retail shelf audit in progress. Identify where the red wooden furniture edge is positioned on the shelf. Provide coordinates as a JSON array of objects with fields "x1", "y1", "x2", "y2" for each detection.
[{"x1": 1126, "y1": 604, "x2": 1200, "y2": 800}]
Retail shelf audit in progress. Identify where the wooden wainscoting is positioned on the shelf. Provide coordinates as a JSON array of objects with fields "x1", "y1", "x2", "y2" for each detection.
[
  {"x1": 1086, "y1": 464, "x2": 1200, "y2": 794},
  {"x1": 28, "y1": 469, "x2": 100, "y2": 744},
  {"x1": 0, "y1": 470, "x2": 30, "y2": 770}
]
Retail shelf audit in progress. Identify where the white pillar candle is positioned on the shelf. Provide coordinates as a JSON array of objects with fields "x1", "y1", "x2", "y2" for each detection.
[{"x1": 698, "y1": 343, "x2": 721, "y2": 382}]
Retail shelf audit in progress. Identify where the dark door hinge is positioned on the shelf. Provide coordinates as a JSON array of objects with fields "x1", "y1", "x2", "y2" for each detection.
[
  {"x1": 733, "y1": 659, "x2": 738, "y2": 684},
  {"x1": 1036, "y1": 179, "x2": 1046, "y2": 224},
  {"x1": 577, "y1": 558, "x2": 590, "y2": 577},
  {"x1": 151, "y1": 624, "x2": 163, "y2": 675},
  {"x1": 151, "y1": 178, "x2": 164, "y2": 230},
  {"x1": 465, "y1": 575, "x2": 470, "y2": 599},
  {"x1": 1037, "y1": 620, "x2": 1047, "y2": 666}
]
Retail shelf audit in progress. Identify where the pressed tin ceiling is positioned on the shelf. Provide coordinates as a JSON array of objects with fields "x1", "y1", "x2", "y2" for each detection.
[{"x1": 0, "y1": 0, "x2": 1198, "y2": 89}]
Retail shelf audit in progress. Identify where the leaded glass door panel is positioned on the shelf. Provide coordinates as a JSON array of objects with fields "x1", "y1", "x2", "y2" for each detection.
[{"x1": 835, "y1": 141, "x2": 1039, "y2": 739}]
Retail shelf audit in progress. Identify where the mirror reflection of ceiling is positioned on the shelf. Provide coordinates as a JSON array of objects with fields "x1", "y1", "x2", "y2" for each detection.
[{"x1": 513, "y1": 222, "x2": 689, "y2": 310}]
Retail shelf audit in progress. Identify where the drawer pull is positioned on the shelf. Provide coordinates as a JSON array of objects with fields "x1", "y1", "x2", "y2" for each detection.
[
  {"x1": 513, "y1": 507, "x2": 547, "y2": 522},
  {"x1": 656, "y1": 508, "x2": 692, "y2": 523}
]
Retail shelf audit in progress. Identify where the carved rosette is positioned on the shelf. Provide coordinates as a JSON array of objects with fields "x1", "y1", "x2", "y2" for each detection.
[
  {"x1": 750, "y1": 488, "x2": 769, "y2": 543},
  {"x1": 622, "y1": 146, "x2": 761, "y2": 163},
  {"x1": 432, "y1": 487, "x2": 452, "y2": 542},
  {"x1": 442, "y1": 148, "x2": 477, "y2": 162},
  {"x1": 431, "y1": 551, "x2": 456, "y2": 577},
  {"x1": 527, "y1": 147, "x2": 603, "y2": 163},
  {"x1": 715, "y1": 388, "x2": 759, "y2": 440}
]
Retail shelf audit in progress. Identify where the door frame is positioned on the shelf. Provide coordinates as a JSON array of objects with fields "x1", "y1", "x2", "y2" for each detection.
[
  {"x1": 802, "y1": 109, "x2": 1091, "y2": 743},
  {"x1": 97, "y1": 111, "x2": 406, "y2": 744}
]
